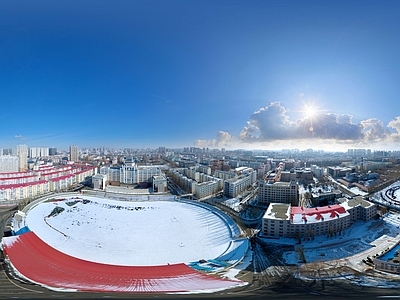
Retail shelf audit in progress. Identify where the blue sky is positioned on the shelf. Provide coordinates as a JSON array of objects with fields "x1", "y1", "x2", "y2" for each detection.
[{"x1": 1, "y1": 0, "x2": 400, "y2": 151}]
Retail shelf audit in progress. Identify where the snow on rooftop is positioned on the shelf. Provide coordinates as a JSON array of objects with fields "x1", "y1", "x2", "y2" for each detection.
[
  {"x1": 25, "y1": 196, "x2": 240, "y2": 266},
  {"x1": 337, "y1": 196, "x2": 374, "y2": 210},
  {"x1": 263, "y1": 203, "x2": 350, "y2": 224},
  {"x1": 291, "y1": 204, "x2": 348, "y2": 224},
  {"x1": 263, "y1": 203, "x2": 291, "y2": 220}
]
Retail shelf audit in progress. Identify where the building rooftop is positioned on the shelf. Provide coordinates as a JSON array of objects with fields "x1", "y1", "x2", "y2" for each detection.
[
  {"x1": 263, "y1": 203, "x2": 291, "y2": 220},
  {"x1": 291, "y1": 204, "x2": 349, "y2": 224},
  {"x1": 337, "y1": 196, "x2": 374, "y2": 209},
  {"x1": 263, "y1": 203, "x2": 350, "y2": 224}
]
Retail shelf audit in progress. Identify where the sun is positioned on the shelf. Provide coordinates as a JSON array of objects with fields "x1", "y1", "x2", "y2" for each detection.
[
  {"x1": 300, "y1": 101, "x2": 322, "y2": 134},
  {"x1": 304, "y1": 104, "x2": 317, "y2": 119}
]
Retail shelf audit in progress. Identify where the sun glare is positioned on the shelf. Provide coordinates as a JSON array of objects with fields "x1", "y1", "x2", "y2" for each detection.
[
  {"x1": 304, "y1": 104, "x2": 317, "y2": 119},
  {"x1": 299, "y1": 101, "x2": 324, "y2": 134}
]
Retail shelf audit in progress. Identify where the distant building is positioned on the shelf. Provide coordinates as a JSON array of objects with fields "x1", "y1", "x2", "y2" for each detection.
[
  {"x1": 0, "y1": 156, "x2": 19, "y2": 173},
  {"x1": 279, "y1": 169, "x2": 314, "y2": 185},
  {"x1": 327, "y1": 166, "x2": 352, "y2": 178},
  {"x1": 69, "y1": 145, "x2": 79, "y2": 162},
  {"x1": 158, "y1": 147, "x2": 166, "y2": 154},
  {"x1": 17, "y1": 144, "x2": 28, "y2": 172},
  {"x1": 99, "y1": 160, "x2": 162, "y2": 186},
  {"x1": 373, "y1": 259, "x2": 400, "y2": 275},
  {"x1": 2, "y1": 148, "x2": 13, "y2": 156},
  {"x1": 49, "y1": 148, "x2": 57, "y2": 156},
  {"x1": 310, "y1": 165, "x2": 324, "y2": 178},
  {"x1": 29, "y1": 147, "x2": 49, "y2": 158}
]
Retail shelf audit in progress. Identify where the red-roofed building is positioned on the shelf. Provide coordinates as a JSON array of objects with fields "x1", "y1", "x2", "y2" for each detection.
[
  {"x1": 49, "y1": 174, "x2": 76, "y2": 192},
  {"x1": 261, "y1": 198, "x2": 376, "y2": 239},
  {"x1": 0, "y1": 180, "x2": 49, "y2": 201},
  {"x1": 0, "y1": 164, "x2": 97, "y2": 202}
]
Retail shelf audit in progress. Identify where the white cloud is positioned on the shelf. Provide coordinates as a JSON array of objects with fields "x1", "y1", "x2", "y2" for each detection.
[
  {"x1": 195, "y1": 102, "x2": 400, "y2": 151},
  {"x1": 194, "y1": 131, "x2": 233, "y2": 148}
]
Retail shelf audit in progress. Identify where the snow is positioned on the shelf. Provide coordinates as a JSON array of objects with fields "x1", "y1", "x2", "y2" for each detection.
[
  {"x1": 24, "y1": 195, "x2": 243, "y2": 266},
  {"x1": 222, "y1": 249, "x2": 253, "y2": 280},
  {"x1": 274, "y1": 211, "x2": 400, "y2": 266},
  {"x1": 222, "y1": 197, "x2": 242, "y2": 212},
  {"x1": 0, "y1": 194, "x2": 250, "y2": 293},
  {"x1": 291, "y1": 205, "x2": 348, "y2": 224},
  {"x1": 372, "y1": 182, "x2": 400, "y2": 210}
]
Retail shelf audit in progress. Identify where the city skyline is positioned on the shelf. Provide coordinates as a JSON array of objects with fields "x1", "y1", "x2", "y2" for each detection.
[{"x1": 1, "y1": 1, "x2": 400, "y2": 151}]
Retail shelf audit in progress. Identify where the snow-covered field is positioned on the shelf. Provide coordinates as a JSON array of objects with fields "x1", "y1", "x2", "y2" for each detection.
[{"x1": 24, "y1": 196, "x2": 241, "y2": 266}]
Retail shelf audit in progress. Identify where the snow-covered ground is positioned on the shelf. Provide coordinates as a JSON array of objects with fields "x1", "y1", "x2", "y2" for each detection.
[
  {"x1": 372, "y1": 181, "x2": 400, "y2": 210},
  {"x1": 273, "y1": 211, "x2": 400, "y2": 266},
  {"x1": 222, "y1": 197, "x2": 242, "y2": 212},
  {"x1": 23, "y1": 196, "x2": 245, "y2": 266},
  {"x1": 255, "y1": 208, "x2": 400, "y2": 267}
]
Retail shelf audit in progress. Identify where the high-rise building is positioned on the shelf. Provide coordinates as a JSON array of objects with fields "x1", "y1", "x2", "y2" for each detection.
[
  {"x1": 69, "y1": 145, "x2": 79, "y2": 162},
  {"x1": 2, "y1": 148, "x2": 13, "y2": 156},
  {"x1": 29, "y1": 147, "x2": 49, "y2": 158},
  {"x1": 16, "y1": 144, "x2": 28, "y2": 172},
  {"x1": 49, "y1": 148, "x2": 57, "y2": 156},
  {"x1": 158, "y1": 147, "x2": 166, "y2": 154}
]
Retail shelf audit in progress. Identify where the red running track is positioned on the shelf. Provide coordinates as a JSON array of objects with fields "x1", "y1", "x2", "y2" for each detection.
[{"x1": 2, "y1": 231, "x2": 243, "y2": 293}]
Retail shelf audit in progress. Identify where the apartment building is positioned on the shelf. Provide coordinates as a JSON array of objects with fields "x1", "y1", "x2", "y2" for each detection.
[
  {"x1": 258, "y1": 180, "x2": 299, "y2": 206},
  {"x1": 262, "y1": 196, "x2": 376, "y2": 238},
  {"x1": 224, "y1": 169, "x2": 257, "y2": 198},
  {"x1": 69, "y1": 145, "x2": 79, "y2": 162},
  {"x1": 169, "y1": 166, "x2": 223, "y2": 199},
  {"x1": 0, "y1": 156, "x2": 19, "y2": 173},
  {"x1": 195, "y1": 180, "x2": 221, "y2": 199},
  {"x1": 0, "y1": 164, "x2": 96, "y2": 202},
  {"x1": 17, "y1": 144, "x2": 28, "y2": 172},
  {"x1": 29, "y1": 147, "x2": 49, "y2": 158},
  {"x1": 337, "y1": 196, "x2": 377, "y2": 222},
  {"x1": 100, "y1": 164, "x2": 162, "y2": 185}
]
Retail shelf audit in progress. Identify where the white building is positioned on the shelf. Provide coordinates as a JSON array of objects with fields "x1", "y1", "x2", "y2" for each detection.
[
  {"x1": 310, "y1": 165, "x2": 324, "y2": 178},
  {"x1": 69, "y1": 145, "x2": 79, "y2": 162},
  {"x1": 262, "y1": 196, "x2": 376, "y2": 238},
  {"x1": 17, "y1": 144, "x2": 28, "y2": 172},
  {"x1": 258, "y1": 180, "x2": 298, "y2": 206},
  {"x1": 29, "y1": 147, "x2": 49, "y2": 158},
  {"x1": 262, "y1": 203, "x2": 351, "y2": 238},
  {"x1": 100, "y1": 164, "x2": 162, "y2": 185},
  {"x1": 337, "y1": 196, "x2": 377, "y2": 222},
  {"x1": 169, "y1": 167, "x2": 223, "y2": 199},
  {"x1": 93, "y1": 174, "x2": 107, "y2": 190},
  {"x1": 0, "y1": 156, "x2": 19, "y2": 173},
  {"x1": 152, "y1": 175, "x2": 168, "y2": 193},
  {"x1": 224, "y1": 169, "x2": 257, "y2": 198},
  {"x1": 0, "y1": 165, "x2": 96, "y2": 202},
  {"x1": 195, "y1": 180, "x2": 221, "y2": 199}
]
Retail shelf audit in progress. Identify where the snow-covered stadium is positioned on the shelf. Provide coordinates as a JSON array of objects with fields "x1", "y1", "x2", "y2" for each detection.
[{"x1": 0, "y1": 194, "x2": 249, "y2": 293}]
